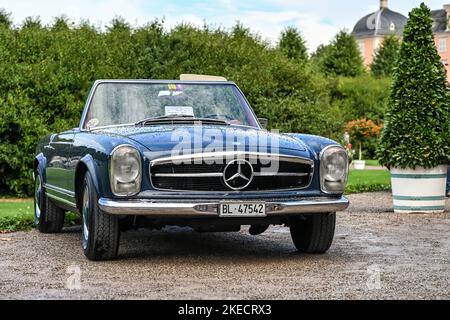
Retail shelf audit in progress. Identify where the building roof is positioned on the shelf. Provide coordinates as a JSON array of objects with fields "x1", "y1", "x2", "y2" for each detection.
[
  {"x1": 431, "y1": 9, "x2": 447, "y2": 33},
  {"x1": 353, "y1": 8, "x2": 407, "y2": 38}
]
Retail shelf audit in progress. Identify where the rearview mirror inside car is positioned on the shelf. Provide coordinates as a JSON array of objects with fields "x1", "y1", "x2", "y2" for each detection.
[{"x1": 258, "y1": 118, "x2": 268, "y2": 129}]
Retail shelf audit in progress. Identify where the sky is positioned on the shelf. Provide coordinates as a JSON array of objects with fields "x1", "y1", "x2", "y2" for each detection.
[{"x1": 0, "y1": 0, "x2": 447, "y2": 52}]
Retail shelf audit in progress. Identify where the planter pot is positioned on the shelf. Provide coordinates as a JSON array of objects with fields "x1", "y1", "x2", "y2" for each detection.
[
  {"x1": 353, "y1": 160, "x2": 366, "y2": 170},
  {"x1": 391, "y1": 165, "x2": 448, "y2": 213}
]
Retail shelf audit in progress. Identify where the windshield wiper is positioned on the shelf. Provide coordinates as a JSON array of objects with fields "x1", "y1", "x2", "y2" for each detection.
[
  {"x1": 135, "y1": 115, "x2": 229, "y2": 126},
  {"x1": 135, "y1": 114, "x2": 194, "y2": 126}
]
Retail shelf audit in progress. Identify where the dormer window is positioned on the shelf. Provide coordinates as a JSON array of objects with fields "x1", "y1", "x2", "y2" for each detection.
[{"x1": 390, "y1": 22, "x2": 396, "y2": 32}]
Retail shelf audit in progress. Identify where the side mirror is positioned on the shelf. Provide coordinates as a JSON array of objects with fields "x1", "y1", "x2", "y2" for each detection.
[{"x1": 258, "y1": 118, "x2": 268, "y2": 129}]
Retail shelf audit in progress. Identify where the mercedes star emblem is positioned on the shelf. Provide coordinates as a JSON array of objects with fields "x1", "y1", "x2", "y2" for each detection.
[{"x1": 223, "y1": 159, "x2": 254, "y2": 191}]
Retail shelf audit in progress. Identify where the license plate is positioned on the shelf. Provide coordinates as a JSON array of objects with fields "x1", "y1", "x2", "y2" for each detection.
[{"x1": 219, "y1": 203, "x2": 266, "y2": 217}]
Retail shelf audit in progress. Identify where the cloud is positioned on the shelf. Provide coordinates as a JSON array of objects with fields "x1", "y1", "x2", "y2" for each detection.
[
  {"x1": 223, "y1": 10, "x2": 337, "y2": 51},
  {"x1": 0, "y1": 0, "x2": 149, "y2": 26}
]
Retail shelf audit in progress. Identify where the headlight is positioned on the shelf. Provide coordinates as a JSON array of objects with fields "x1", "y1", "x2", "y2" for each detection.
[
  {"x1": 320, "y1": 145, "x2": 348, "y2": 194},
  {"x1": 109, "y1": 145, "x2": 142, "y2": 196}
]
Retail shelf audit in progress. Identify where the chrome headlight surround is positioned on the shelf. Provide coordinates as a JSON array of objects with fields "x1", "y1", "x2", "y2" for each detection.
[
  {"x1": 109, "y1": 145, "x2": 142, "y2": 196},
  {"x1": 319, "y1": 145, "x2": 348, "y2": 194}
]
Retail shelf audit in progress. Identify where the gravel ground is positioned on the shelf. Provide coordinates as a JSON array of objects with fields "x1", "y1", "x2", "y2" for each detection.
[{"x1": 0, "y1": 192, "x2": 449, "y2": 300}]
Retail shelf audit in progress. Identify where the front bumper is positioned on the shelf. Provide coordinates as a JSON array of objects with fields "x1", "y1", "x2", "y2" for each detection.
[{"x1": 98, "y1": 196, "x2": 349, "y2": 217}]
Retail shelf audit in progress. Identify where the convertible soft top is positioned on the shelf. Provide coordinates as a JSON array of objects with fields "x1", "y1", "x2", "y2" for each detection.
[{"x1": 179, "y1": 74, "x2": 227, "y2": 81}]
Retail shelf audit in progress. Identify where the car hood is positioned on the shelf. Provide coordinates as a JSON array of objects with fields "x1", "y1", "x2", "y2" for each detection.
[{"x1": 96, "y1": 125, "x2": 309, "y2": 155}]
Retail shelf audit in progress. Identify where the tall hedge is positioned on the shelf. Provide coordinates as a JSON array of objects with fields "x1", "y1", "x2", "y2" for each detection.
[{"x1": 377, "y1": 3, "x2": 450, "y2": 169}]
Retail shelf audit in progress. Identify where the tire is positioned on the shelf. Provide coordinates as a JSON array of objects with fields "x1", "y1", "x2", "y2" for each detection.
[
  {"x1": 34, "y1": 170, "x2": 65, "y2": 233},
  {"x1": 81, "y1": 171, "x2": 120, "y2": 261},
  {"x1": 289, "y1": 213, "x2": 336, "y2": 254}
]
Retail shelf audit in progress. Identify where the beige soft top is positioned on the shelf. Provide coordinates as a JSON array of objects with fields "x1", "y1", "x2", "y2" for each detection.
[{"x1": 179, "y1": 74, "x2": 227, "y2": 81}]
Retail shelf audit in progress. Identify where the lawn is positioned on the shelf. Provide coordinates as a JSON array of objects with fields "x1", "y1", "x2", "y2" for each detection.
[
  {"x1": 0, "y1": 200, "x2": 79, "y2": 232},
  {"x1": 0, "y1": 200, "x2": 35, "y2": 232},
  {"x1": 364, "y1": 159, "x2": 381, "y2": 167},
  {"x1": 0, "y1": 201, "x2": 34, "y2": 218},
  {"x1": 346, "y1": 169, "x2": 391, "y2": 194}
]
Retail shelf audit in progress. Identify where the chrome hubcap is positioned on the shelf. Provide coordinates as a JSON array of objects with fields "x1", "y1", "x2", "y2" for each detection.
[
  {"x1": 82, "y1": 185, "x2": 90, "y2": 248},
  {"x1": 34, "y1": 175, "x2": 42, "y2": 223}
]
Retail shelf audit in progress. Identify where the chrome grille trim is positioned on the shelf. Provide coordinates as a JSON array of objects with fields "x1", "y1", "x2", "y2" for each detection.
[
  {"x1": 153, "y1": 172, "x2": 309, "y2": 178},
  {"x1": 150, "y1": 151, "x2": 314, "y2": 167},
  {"x1": 149, "y1": 152, "x2": 314, "y2": 192},
  {"x1": 153, "y1": 173, "x2": 223, "y2": 178},
  {"x1": 253, "y1": 172, "x2": 309, "y2": 177}
]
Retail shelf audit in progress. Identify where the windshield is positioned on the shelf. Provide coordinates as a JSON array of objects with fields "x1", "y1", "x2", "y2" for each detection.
[{"x1": 84, "y1": 82, "x2": 259, "y2": 128}]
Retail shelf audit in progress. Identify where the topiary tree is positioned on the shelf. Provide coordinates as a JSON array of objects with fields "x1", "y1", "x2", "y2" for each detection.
[
  {"x1": 377, "y1": 3, "x2": 450, "y2": 169},
  {"x1": 317, "y1": 30, "x2": 365, "y2": 77},
  {"x1": 371, "y1": 35, "x2": 401, "y2": 78},
  {"x1": 278, "y1": 26, "x2": 308, "y2": 63}
]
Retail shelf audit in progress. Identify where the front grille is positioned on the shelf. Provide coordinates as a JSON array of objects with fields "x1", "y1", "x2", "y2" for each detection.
[{"x1": 150, "y1": 153, "x2": 313, "y2": 192}]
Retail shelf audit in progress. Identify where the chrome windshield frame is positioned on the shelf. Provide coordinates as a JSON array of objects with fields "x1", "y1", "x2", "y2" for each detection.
[{"x1": 78, "y1": 79, "x2": 262, "y2": 131}]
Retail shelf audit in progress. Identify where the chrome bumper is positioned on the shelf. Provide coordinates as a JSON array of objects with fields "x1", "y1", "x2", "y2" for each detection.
[{"x1": 98, "y1": 196, "x2": 349, "y2": 217}]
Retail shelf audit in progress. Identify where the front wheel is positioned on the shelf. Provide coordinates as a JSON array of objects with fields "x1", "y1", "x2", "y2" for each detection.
[
  {"x1": 81, "y1": 171, "x2": 120, "y2": 261},
  {"x1": 34, "y1": 171, "x2": 65, "y2": 233},
  {"x1": 289, "y1": 213, "x2": 336, "y2": 254}
]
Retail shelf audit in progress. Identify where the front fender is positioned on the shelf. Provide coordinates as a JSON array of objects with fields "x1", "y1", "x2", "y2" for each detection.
[
  {"x1": 34, "y1": 153, "x2": 47, "y2": 182},
  {"x1": 287, "y1": 134, "x2": 342, "y2": 160},
  {"x1": 76, "y1": 154, "x2": 104, "y2": 197}
]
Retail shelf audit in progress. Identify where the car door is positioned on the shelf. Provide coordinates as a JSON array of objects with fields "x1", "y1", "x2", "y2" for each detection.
[{"x1": 45, "y1": 130, "x2": 75, "y2": 202}]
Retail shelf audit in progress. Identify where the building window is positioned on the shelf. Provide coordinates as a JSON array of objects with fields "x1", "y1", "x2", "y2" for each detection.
[
  {"x1": 358, "y1": 41, "x2": 365, "y2": 56},
  {"x1": 390, "y1": 22, "x2": 395, "y2": 32},
  {"x1": 439, "y1": 38, "x2": 447, "y2": 53}
]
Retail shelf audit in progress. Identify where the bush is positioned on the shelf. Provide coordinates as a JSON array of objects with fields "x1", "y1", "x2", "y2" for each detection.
[
  {"x1": 345, "y1": 119, "x2": 381, "y2": 160},
  {"x1": 330, "y1": 75, "x2": 391, "y2": 123},
  {"x1": 0, "y1": 215, "x2": 35, "y2": 232},
  {"x1": 0, "y1": 211, "x2": 80, "y2": 232},
  {"x1": 377, "y1": 4, "x2": 450, "y2": 169}
]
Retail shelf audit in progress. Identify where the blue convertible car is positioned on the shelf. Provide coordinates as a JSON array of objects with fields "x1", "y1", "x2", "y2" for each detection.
[{"x1": 34, "y1": 76, "x2": 349, "y2": 260}]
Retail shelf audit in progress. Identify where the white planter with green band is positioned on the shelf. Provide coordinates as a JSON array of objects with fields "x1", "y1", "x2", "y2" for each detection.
[{"x1": 391, "y1": 165, "x2": 448, "y2": 213}]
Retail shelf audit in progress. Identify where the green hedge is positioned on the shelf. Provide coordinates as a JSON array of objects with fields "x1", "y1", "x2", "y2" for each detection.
[{"x1": 0, "y1": 19, "x2": 391, "y2": 196}]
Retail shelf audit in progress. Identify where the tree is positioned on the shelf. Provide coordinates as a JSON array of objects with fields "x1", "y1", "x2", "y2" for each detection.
[
  {"x1": 51, "y1": 15, "x2": 71, "y2": 31},
  {"x1": 107, "y1": 16, "x2": 131, "y2": 33},
  {"x1": 0, "y1": 8, "x2": 12, "y2": 28},
  {"x1": 278, "y1": 26, "x2": 308, "y2": 63},
  {"x1": 377, "y1": 3, "x2": 450, "y2": 169},
  {"x1": 371, "y1": 35, "x2": 401, "y2": 77},
  {"x1": 317, "y1": 30, "x2": 365, "y2": 77},
  {"x1": 22, "y1": 16, "x2": 42, "y2": 29},
  {"x1": 311, "y1": 44, "x2": 331, "y2": 60}
]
